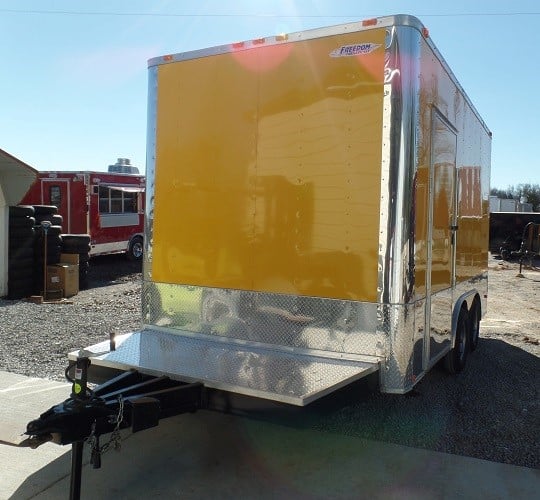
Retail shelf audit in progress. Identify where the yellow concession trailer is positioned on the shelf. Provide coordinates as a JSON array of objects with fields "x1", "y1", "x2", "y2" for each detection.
[{"x1": 78, "y1": 15, "x2": 491, "y2": 405}]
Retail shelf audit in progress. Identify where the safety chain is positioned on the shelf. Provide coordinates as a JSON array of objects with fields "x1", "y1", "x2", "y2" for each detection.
[{"x1": 87, "y1": 396, "x2": 124, "y2": 468}]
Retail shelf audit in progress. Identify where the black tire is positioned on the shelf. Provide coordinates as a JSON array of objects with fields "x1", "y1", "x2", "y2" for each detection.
[
  {"x1": 32, "y1": 205, "x2": 58, "y2": 216},
  {"x1": 8, "y1": 256, "x2": 35, "y2": 270},
  {"x1": 61, "y1": 234, "x2": 91, "y2": 246},
  {"x1": 50, "y1": 214, "x2": 63, "y2": 226},
  {"x1": 79, "y1": 274, "x2": 89, "y2": 290},
  {"x1": 8, "y1": 276, "x2": 34, "y2": 291},
  {"x1": 34, "y1": 213, "x2": 63, "y2": 225},
  {"x1": 9, "y1": 266, "x2": 35, "y2": 281},
  {"x1": 35, "y1": 224, "x2": 62, "y2": 237},
  {"x1": 78, "y1": 252, "x2": 90, "y2": 263},
  {"x1": 127, "y1": 236, "x2": 143, "y2": 261},
  {"x1": 9, "y1": 216, "x2": 36, "y2": 228},
  {"x1": 79, "y1": 261, "x2": 90, "y2": 274},
  {"x1": 62, "y1": 243, "x2": 92, "y2": 254},
  {"x1": 9, "y1": 205, "x2": 35, "y2": 217},
  {"x1": 9, "y1": 226, "x2": 35, "y2": 239},
  {"x1": 35, "y1": 243, "x2": 62, "y2": 256},
  {"x1": 9, "y1": 247, "x2": 34, "y2": 260},
  {"x1": 468, "y1": 299, "x2": 481, "y2": 352},
  {"x1": 34, "y1": 250, "x2": 62, "y2": 262},
  {"x1": 444, "y1": 307, "x2": 469, "y2": 374},
  {"x1": 9, "y1": 236, "x2": 35, "y2": 249},
  {"x1": 7, "y1": 287, "x2": 34, "y2": 300}
]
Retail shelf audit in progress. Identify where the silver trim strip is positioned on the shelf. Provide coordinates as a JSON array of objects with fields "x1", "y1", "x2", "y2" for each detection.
[{"x1": 144, "y1": 65, "x2": 158, "y2": 282}]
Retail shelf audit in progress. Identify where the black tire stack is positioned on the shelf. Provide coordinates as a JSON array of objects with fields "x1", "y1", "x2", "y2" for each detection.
[
  {"x1": 8, "y1": 205, "x2": 36, "y2": 299},
  {"x1": 33, "y1": 205, "x2": 63, "y2": 294},
  {"x1": 61, "y1": 234, "x2": 91, "y2": 289}
]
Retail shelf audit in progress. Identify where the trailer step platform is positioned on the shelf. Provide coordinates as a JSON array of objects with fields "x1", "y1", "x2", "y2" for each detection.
[{"x1": 71, "y1": 329, "x2": 380, "y2": 406}]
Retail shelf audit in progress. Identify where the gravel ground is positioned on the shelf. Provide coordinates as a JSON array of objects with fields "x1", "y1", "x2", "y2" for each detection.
[{"x1": 0, "y1": 254, "x2": 538, "y2": 469}]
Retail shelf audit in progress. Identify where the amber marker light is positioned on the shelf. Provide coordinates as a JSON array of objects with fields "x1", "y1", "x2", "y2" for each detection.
[{"x1": 362, "y1": 18, "x2": 377, "y2": 27}]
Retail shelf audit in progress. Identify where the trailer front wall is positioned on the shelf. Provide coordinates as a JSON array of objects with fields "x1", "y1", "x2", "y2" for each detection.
[{"x1": 152, "y1": 28, "x2": 386, "y2": 303}]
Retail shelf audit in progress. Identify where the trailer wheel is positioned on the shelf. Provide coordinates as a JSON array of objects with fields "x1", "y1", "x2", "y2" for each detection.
[
  {"x1": 468, "y1": 299, "x2": 481, "y2": 352},
  {"x1": 444, "y1": 307, "x2": 469, "y2": 374},
  {"x1": 127, "y1": 236, "x2": 143, "y2": 261}
]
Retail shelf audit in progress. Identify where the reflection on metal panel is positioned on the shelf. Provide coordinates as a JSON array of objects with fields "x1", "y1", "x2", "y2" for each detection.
[
  {"x1": 142, "y1": 282, "x2": 383, "y2": 359},
  {"x1": 378, "y1": 25, "x2": 419, "y2": 307},
  {"x1": 430, "y1": 111, "x2": 457, "y2": 293},
  {"x1": 84, "y1": 330, "x2": 379, "y2": 406},
  {"x1": 378, "y1": 303, "x2": 416, "y2": 393},
  {"x1": 428, "y1": 288, "x2": 452, "y2": 363}
]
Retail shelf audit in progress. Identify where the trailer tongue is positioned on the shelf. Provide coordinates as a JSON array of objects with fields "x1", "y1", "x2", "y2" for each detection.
[{"x1": 22, "y1": 359, "x2": 203, "y2": 500}]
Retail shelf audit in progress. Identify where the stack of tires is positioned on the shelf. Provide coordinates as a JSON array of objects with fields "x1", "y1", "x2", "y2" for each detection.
[
  {"x1": 33, "y1": 206, "x2": 62, "y2": 294},
  {"x1": 7, "y1": 205, "x2": 36, "y2": 299},
  {"x1": 61, "y1": 234, "x2": 91, "y2": 289},
  {"x1": 33, "y1": 205, "x2": 63, "y2": 228}
]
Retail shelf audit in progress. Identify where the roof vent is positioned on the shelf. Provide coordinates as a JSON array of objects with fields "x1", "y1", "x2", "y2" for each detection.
[{"x1": 108, "y1": 158, "x2": 139, "y2": 174}]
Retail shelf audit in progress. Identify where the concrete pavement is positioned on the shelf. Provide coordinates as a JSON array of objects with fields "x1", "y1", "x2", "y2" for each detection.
[{"x1": 1, "y1": 371, "x2": 539, "y2": 499}]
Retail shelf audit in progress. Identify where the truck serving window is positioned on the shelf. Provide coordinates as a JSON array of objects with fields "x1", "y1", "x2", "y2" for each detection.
[{"x1": 99, "y1": 186, "x2": 138, "y2": 214}]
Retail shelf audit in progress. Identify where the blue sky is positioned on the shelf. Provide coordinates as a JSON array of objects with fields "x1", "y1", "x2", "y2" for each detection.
[{"x1": 0, "y1": 0, "x2": 538, "y2": 189}]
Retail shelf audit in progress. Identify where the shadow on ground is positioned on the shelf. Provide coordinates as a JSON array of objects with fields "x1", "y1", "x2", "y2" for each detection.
[{"x1": 85, "y1": 254, "x2": 142, "y2": 288}]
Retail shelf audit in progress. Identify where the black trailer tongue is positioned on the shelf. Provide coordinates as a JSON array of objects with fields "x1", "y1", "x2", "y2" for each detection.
[{"x1": 21, "y1": 354, "x2": 204, "y2": 500}]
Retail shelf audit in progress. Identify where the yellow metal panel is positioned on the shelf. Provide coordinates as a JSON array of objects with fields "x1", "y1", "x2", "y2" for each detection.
[{"x1": 152, "y1": 29, "x2": 386, "y2": 302}]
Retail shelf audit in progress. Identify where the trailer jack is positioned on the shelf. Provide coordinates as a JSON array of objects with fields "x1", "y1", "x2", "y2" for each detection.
[{"x1": 21, "y1": 354, "x2": 204, "y2": 500}]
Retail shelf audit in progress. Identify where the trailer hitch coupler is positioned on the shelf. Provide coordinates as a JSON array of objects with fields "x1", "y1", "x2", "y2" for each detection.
[{"x1": 71, "y1": 351, "x2": 91, "y2": 400}]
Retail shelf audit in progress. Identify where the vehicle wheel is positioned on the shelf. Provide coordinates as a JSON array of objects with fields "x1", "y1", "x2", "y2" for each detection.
[
  {"x1": 127, "y1": 236, "x2": 143, "y2": 261},
  {"x1": 444, "y1": 306, "x2": 469, "y2": 374},
  {"x1": 468, "y1": 299, "x2": 481, "y2": 352}
]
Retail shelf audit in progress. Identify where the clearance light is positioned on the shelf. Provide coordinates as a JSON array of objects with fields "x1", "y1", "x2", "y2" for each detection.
[
  {"x1": 232, "y1": 42, "x2": 245, "y2": 49},
  {"x1": 275, "y1": 34, "x2": 289, "y2": 42},
  {"x1": 362, "y1": 18, "x2": 377, "y2": 27},
  {"x1": 252, "y1": 38, "x2": 265, "y2": 45},
  {"x1": 422, "y1": 27, "x2": 429, "y2": 38},
  {"x1": 163, "y1": 55, "x2": 173, "y2": 62}
]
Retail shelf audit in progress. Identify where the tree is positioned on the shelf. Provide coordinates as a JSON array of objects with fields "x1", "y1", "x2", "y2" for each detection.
[
  {"x1": 509, "y1": 184, "x2": 540, "y2": 211},
  {"x1": 491, "y1": 184, "x2": 540, "y2": 211},
  {"x1": 490, "y1": 187, "x2": 512, "y2": 199}
]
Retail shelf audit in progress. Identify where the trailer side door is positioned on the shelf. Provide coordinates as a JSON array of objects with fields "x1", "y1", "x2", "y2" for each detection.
[{"x1": 424, "y1": 110, "x2": 457, "y2": 367}]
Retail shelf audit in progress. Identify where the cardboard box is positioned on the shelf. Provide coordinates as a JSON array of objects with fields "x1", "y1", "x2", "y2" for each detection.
[
  {"x1": 47, "y1": 264, "x2": 79, "y2": 298},
  {"x1": 46, "y1": 266, "x2": 63, "y2": 293},
  {"x1": 60, "y1": 253, "x2": 80, "y2": 265}
]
